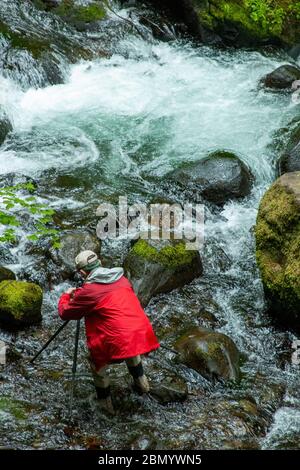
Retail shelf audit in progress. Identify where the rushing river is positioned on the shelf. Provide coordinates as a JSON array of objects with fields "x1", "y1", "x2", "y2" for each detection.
[{"x1": 0, "y1": 4, "x2": 299, "y2": 450}]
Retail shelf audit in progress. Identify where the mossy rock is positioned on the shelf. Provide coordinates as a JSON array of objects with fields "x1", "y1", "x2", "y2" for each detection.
[
  {"x1": 52, "y1": 0, "x2": 106, "y2": 28},
  {"x1": 193, "y1": 0, "x2": 300, "y2": 49},
  {"x1": 255, "y1": 172, "x2": 300, "y2": 330},
  {"x1": 0, "y1": 397, "x2": 28, "y2": 422},
  {"x1": 151, "y1": 1, "x2": 300, "y2": 49},
  {"x1": 174, "y1": 326, "x2": 241, "y2": 382},
  {"x1": 0, "y1": 280, "x2": 43, "y2": 328},
  {"x1": 0, "y1": 267, "x2": 16, "y2": 282},
  {"x1": 124, "y1": 239, "x2": 203, "y2": 306}
]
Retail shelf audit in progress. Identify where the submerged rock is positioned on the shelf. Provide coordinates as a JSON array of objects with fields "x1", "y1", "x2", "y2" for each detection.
[
  {"x1": 256, "y1": 172, "x2": 300, "y2": 331},
  {"x1": 166, "y1": 151, "x2": 253, "y2": 205},
  {"x1": 0, "y1": 267, "x2": 16, "y2": 282},
  {"x1": 0, "y1": 280, "x2": 43, "y2": 328},
  {"x1": 174, "y1": 327, "x2": 240, "y2": 382},
  {"x1": 261, "y1": 65, "x2": 300, "y2": 90},
  {"x1": 124, "y1": 239, "x2": 202, "y2": 306}
]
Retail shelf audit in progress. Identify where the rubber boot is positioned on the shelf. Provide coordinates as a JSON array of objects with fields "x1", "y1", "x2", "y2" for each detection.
[
  {"x1": 95, "y1": 386, "x2": 115, "y2": 415},
  {"x1": 127, "y1": 362, "x2": 150, "y2": 395}
]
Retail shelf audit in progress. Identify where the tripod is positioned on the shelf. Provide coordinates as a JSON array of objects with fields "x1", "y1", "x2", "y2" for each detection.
[{"x1": 30, "y1": 319, "x2": 81, "y2": 416}]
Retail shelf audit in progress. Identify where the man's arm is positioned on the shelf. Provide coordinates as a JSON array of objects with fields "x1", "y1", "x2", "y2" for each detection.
[{"x1": 58, "y1": 287, "x2": 95, "y2": 321}]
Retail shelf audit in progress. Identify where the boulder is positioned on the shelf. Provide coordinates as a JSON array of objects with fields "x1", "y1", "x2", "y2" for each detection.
[
  {"x1": 261, "y1": 65, "x2": 300, "y2": 90},
  {"x1": 0, "y1": 280, "x2": 43, "y2": 328},
  {"x1": 50, "y1": 230, "x2": 101, "y2": 279},
  {"x1": 256, "y1": 172, "x2": 300, "y2": 331},
  {"x1": 124, "y1": 239, "x2": 202, "y2": 306},
  {"x1": 0, "y1": 267, "x2": 16, "y2": 282},
  {"x1": 174, "y1": 326, "x2": 240, "y2": 382},
  {"x1": 166, "y1": 151, "x2": 253, "y2": 205}
]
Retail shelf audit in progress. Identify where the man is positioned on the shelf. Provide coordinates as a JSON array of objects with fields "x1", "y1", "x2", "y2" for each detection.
[{"x1": 58, "y1": 250, "x2": 160, "y2": 414}]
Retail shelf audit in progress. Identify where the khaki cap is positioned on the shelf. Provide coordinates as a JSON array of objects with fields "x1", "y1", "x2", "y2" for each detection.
[{"x1": 75, "y1": 250, "x2": 100, "y2": 271}]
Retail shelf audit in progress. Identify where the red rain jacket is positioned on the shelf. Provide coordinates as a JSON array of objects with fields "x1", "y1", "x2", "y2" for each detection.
[{"x1": 58, "y1": 276, "x2": 160, "y2": 371}]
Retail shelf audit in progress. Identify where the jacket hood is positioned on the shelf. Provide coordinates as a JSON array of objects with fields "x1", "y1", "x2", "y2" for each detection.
[{"x1": 85, "y1": 266, "x2": 124, "y2": 284}]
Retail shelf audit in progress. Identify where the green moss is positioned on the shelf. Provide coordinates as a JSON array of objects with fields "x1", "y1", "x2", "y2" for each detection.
[
  {"x1": 256, "y1": 177, "x2": 300, "y2": 312},
  {"x1": 0, "y1": 20, "x2": 51, "y2": 58},
  {"x1": 131, "y1": 240, "x2": 197, "y2": 269},
  {"x1": 0, "y1": 397, "x2": 28, "y2": 420},
  {"x1": 53, "y1": 0, "x2": 106, "y2": 23},
  {"x1": 0, "y1": 280, "x2": 43, "y2": 322},
  {"x1": 195, "y1": 0, "x2": 300, "y2": 45}
]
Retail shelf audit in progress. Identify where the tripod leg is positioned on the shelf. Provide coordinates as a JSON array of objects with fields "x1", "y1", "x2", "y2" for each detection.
[
  {"x1": 69, "y1": 319, "x2": 81, "y2": 417},
  {"x1": 30, "y1": 320, "x2": 70, "y2": 364}
]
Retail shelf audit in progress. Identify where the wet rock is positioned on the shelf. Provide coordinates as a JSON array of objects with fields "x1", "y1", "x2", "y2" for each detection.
[
  {"x1": 0, "y1": 1, "x2": 108, "y2": 88},
  {"x1": 256, "y1": 172, "x2": 300, "y2": 331},
  {"x1": 129, "y1": 435, "x2": 157, "y2": 451},
  {"x1": 221, "y1": 438, "x2": 260, "y2": 450},
  {"x1": 34, "y1": 1, "x2": 60, "y2": 9},
  {"x1": 0, "y1": 267, "x2": 16, "y2": 282},
  {"x1": 149, "y1": 371, "x2": 188, "y2": 405},
  {"x1": 192, "y1": 397, "x2": 267, "y2": 448},
  {"x1": 280, "y1": 142, "x2": 300, "y2": 174},
  {"x1": 124, "y1": 239, "x2": 202, "y2": 306},
  {"x1": 0, "y1": 109, "x2": 13, "y2": 145},
  {"x1": 262, "y1": 65, "x2": 300, "y2": 90},
  {"x1": 18, "y1": 256, "x2": 61, "y2": 289},
  {"x1": 0, "y1": 280, "x2": 43, "y2": 328},
  {"x1": 166, "y1": 151, "x2": 253, "y2": 205},
  {"x1": 0, "y1": 245, "x2": 16, "y2": 265},
  {"x1": 137, "y1": 5, "x2": 177, "y2": 42},
  {"x1": 174, "y1": 327, "x2": 240, "y2": 382},
  {"x1": 0, "y1": 172, "x2": 37, "y2": 189},
  {"x1": 279, "y1": 124, "x2": 300, "y2": 174},
  {"x1": 50, "y1": 230, "x2": 101, "y2": 279}
]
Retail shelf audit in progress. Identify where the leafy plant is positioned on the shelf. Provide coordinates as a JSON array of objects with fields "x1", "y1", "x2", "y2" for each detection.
[
  {"x1": 246, "y1": 0, "x2": 286, "y2": 35},
  {"x1": 0, "y1": 182, "x2": 60, "y2": 248},
  {"x1": 290, "y1": 2, "x2": 300, "y2": 20}
]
